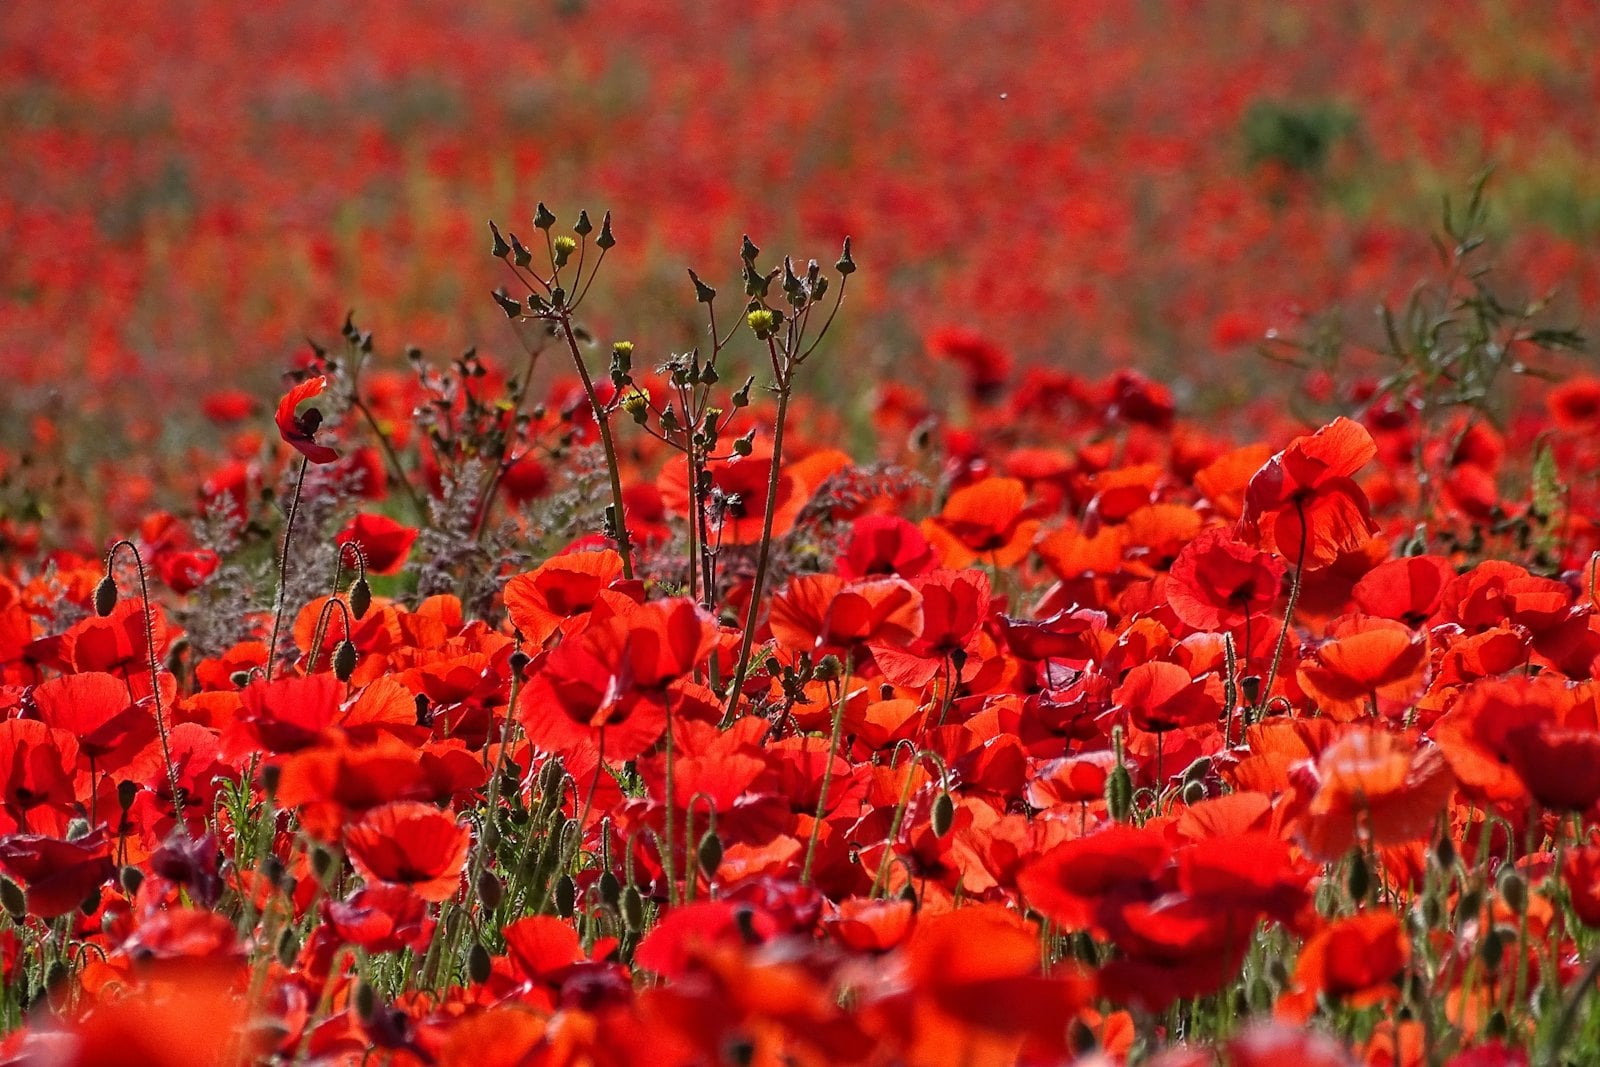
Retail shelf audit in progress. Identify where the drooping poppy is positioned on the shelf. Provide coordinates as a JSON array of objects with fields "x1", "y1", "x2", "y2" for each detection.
[
  {"x1": 1240, "y1": 417, "x2": 1378, "y2": 568},
  {"x1": 344, "y1": 800, "x2": 471, "y2": 902},
  {"x1": 274, "y1": 376, "x2": 340, "y2": 465}
]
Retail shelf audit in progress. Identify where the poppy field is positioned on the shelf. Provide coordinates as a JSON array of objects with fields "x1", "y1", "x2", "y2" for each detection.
[{"x1": 6, "y1": 2, "x2": 1600, "y2": 1065}]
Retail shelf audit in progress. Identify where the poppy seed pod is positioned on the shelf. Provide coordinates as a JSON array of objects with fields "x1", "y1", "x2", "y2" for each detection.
[
  {"x1": 353, "y1": 981, "x2": 377, "y2": 1022},
  {"x1": 120, "y1": 865, "x2": 144, "y2": 896},
  {"x1": 117, "y1": 780, "x2": 139, "y2": 812},
  {"x1": 1105, "y1": 763, "x2": 1133, "y2": 824},
  {"x1": 1497, "y1": 867, "x2": 1526, "y2": 913},
  {"x1": 931, "y1": 792, "x2": 955, "y2": 837},
  {"x1": 93, "y1": 575, "x2": 118, "y2": 617}
]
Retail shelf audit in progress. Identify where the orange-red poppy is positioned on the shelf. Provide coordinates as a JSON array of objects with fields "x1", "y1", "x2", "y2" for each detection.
[
  {"x1": 275, "y1": 375, "x2": 340, "y2": 464},
  {"x1": 1241, "y1": 417, "x2": 1378, "y2": 568},
  {"x1": 344, "y1": 800, "x2": 470, "y2": 902}
]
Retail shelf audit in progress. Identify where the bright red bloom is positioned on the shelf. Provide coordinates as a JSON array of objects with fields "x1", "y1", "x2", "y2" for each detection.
[
  {"x1": 335, "y1": 512, "x2": 418, "y2": 575},
  {"x1": 1167, "y1": 527, "x2": 1285, "y2": 631},
  {"x1": 768, "y1": 574, "x2": 924, "y2": 658},
  {"x1": 1241, "y1": 417, "x2": 1378, "y2": 568},
  {"x1": 837, "y1": 514, "x2": 936, "y2": 580},
  {"x1": 870, "y1": 568, "x2": 990, "y2": 688},
  {"x1": 0, "y1": 829, "x2": 114, "y2": 918},
  {"x1": 503, "y1": 549, "x2": 630, "y2": 645},
  {"x1": 344, "y1": 800, "x2": 470, "y2": 902},
  {"x1": 274, "y1": 375, "x2": 339, "y2": 464}
]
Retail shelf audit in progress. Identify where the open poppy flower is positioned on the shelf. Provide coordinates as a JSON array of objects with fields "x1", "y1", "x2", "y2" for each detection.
[
  {"x1": 1295, "y1": 617, "x2": 1429, "y2": 721},
  {"x1": 1295, "y1": 727, "x2": 1455, "y2": 861},
  {"x1": 925, "y1": 477, "x2": 1040, "y2": 568},
  {"x1": 503, "y1": 548, "x2": 629, "y2": 645},
  {"x1": 344, "y1": 800, "x2": 470, "y2": 902},
  {"x1": 1241, "y1": 417, "x2": 1378, "y2": 568},
  {"x1": 0, "y1": 829, "x2": 115, "y2": 918},
  {"x1": 768, "y1": 574, "x2": 924, "y2": 659},
  {"x1": 275, "y1": 375, "x2": 340, "y2": 464},
  {"x1": 1288, "y1": 912, "x2": 1408, "y2": 1010},
  {"x1": 870, "y1": 568, "x2": 990, "y2": 688},
  {"x1": 1167, "y1": 527, "x2": 1286, "y2": 631},
  {"x1": 657, "y1": 448, "x2": 806, "y2": 545},
  {"x1": 518, "y1": 597, "x2": 717, "y2": 762}
]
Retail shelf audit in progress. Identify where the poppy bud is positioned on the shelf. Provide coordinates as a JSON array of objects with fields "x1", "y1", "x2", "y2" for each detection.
[
  {"x1": 94, "y1": 574, "x2": 118, "y2": 617},
  {"x1": 476, "y1": 869, "x2": 504, "y2": 912},
  {"x1": 78, "y1": 886, "x2": 101, "y2": 916},
  {"x1": 117, "y1": 779, "x2": 140, "y2": 812},
  {"x1": 1105, "y1": 763, "x2": 1133, "y2": 824},
  {"x1": 467, "y1": 942, "x2": 493, "y2": 985},
  {"x1": 1347, "y1": 852, "x2": 1371, "y2": 903},
  {"x1": 899, "y1": 880, "x2": 919, "y2": 908},
  {"x1": 598, "y1": 871, "x2": 622, "y2": 909},
  {"x1": 0, "y1": 879, "x2": 25, "y2": 921},
  {"x1": 1479, "y1": 926, "x2": 1506, "y2": 971},
  {"x1": 1418, "y1": 894, "x2": 1443, "y2": 932},
  {"x1": 489, "y1": 221, "x2": 511, "y2": 259},
  {"x1": 930, "y1": 792, "x2": 954, "y2": 837},
  {"x1": 44, "y1": 960, "x2": 68, "y2": 994},
  {"x1": 533, "y1": 203, "x2": 556, "y2": 231},
  {"x1": 334, "y1": 640, "x2": 358, "y2": 682},
  {"x1": 66, "y1": 818, "x2": 89, "y2": 842},
  {"x1": 1497, "y1": 867, "x2": 1526, "y2": 912},
  {"x1": 353, "y1": 981, "x2": 377, "y2": 1022},
  {"x1": 733, "y1": 904, "x2": 760, "y2": 944},
  {"x1": 1432, "y1": 834, "x2": 1457, "y2": 871},
  {"x1": 230, "y1": 670, "x2": 252, "y2": 687},
  {"x1": 1181, "y1": 756, "x2": 1213, "y2": 784},
  {"x1": 813, "y1": 655, "x2": 843, "y2": 683},
  {"x1": 697, "y1": 831, "x2": 723, "y2": 876},
  {"x1": 349, "y1": 577, "x2": 372, "y2": 620},
  {"x1": 277, "y1": 925, "x2": 298, "y2": 966},
  {"x1": 311, "y1": 844, "x2": 337, "y2": 883},
  {"x1": 1181, "y1": 779, "x2": 1206, "y2": 806},
  {"x1": 555, "y1": 874, "x2": 578, "y2": 918},
  {"x1": 1240, "y1": 675, "x2": 1262, "y2": 706},
  {"x1": 725, "y1": 1038, "x2": 756, "y2": 1067},
  {"x1": 120, "y1": 865, "x2": 144, "y2": 896},
  {"x1": 1486, "y1": 1009, "x2": 1508, "y2": 1040},
  {"x1": 414, "y1": 694, "x2": 432, "y2": 727},
  {"x1": 621, "y1": 885, "x2": 645, "y2": 932},
  {"x1": 1456, "y1": 887, "x2": 1484, "y2": 923},
  {"x1": 537, "y1": 758, "x2": 566, "y2": 800}
]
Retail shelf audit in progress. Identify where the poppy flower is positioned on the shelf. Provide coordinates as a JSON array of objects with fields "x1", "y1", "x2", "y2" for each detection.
[
  {"x1": 344, "y1": 800, "x2": 470, "y2": 902},
  {"x1": 927, "y1": 326, "x2": 1012, "y2": 401},
  {"x1": 837, "y1": 514, "x2": 936, "y2": 579},
  {"x1": 0, "y1": 829, "x2": 114, "y2": 918},
  {"x1": 925, "y1": 477, "x2": 1040, "y2": 568},
  {"x1": 1295, "y1": 617, "x2": 1428, "y2": 721},
  {"x1": 31, "y1": 670, "x2": 153, "y2": 763},
  {"x1": 502, "y1": 549, "x2": 628, "y2": 645},
  {"x1": 1352, "y1": 554, "x2": 1456, "y2": 625},
  {"x1": 1166, "y1": 527, "x2": 1286, "y2": 631},
  {"x1": 1433, "y1": 677, "x2": 1600, "y2": 811},
  {"x1": 657, "y1": 449, "x2": 805, "y2": 545},
  {"x1": 274, "y1": 376, "x2": 339, "y2": 464},
  {"x1": 768, "y1": 575, "x2": 924, "y2": 659},
  {"x1": 1241, "y1": 417, "x2": 1378, "y2": 568},
  {"x1": 1291, "y1": 912, "x2": 1408, "y2": 1007},
  {"x1": 1114, "y1": 660, "x2": 1222, "y2": 733},
  {"x1": 1550, "y1": 375, "x2": 1600, "y2": 433},
  {"x1": 1296, "y1": 728, "x2": 1455, "y2": 861},
  {"x1": 518, "y1": 597, "x2": 717, "y2": 762},
  {"x1": 870, "y1": 569, "x2": 990, "y2": 688},
  {"x1": 335, "y1": 513, "x2": 418, "y2": 575}
]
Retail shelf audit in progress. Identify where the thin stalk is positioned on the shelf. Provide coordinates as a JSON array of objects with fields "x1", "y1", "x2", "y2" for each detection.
[
  {"x1": 558, "y1": 314, "x2": 634, "y2": 578},
  {"x1": 266, "y1": 456, "x2": 311, "y2": 681}
]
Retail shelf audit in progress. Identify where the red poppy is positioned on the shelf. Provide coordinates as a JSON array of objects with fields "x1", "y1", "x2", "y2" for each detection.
[
  {"x1": 1295, "y1": 617, "x2": 1428, "y2": 721},
  {"x1": 1550, "y1": 375, "x2": 1600, "y2": 433},
  {"x1": 1352, "y1": 554, "x2": 1456, "y2": 625},
  {"x1": 1241, "y1": 417, "x2": 1378, "y2": 568},
  {"x1": 1114, "y1": 660, "x2": 1222, "y2": 733},
  {"x1": 1166, "y1": 527, "x2": 1285, "y2": 631},
  {"x1": 344, "y1": 800, "x2": 470, "y2": 902},
  {"x1": 768, "y1": 575, "x2": 924, "y2": 659},
  {"x1": 502, "y1": 549, "x2": 629, "y2": 645},
  {"x1": 31, "y1": 670, "x2": 153, "y2": 764},
  {"x1": 927, "y1": 326, "x2": 1012, "y2": 401},
  {"x1": 335, "y1": 512, "x2": 418, "y2": 575},
  {"x1": 1296, "y1": 728, "x2": 1455, "y2": 861},
  {"x1": 837, "y1": 514, "x2": 936, "y2": 579},
  {"x1": 274, "y1": 376, "x2": 340, "y2": 464},
  {"x1": 518, "y1": 597, "x2": 717, "y2": 761},
  {"x1": 1291, "y1": 912, "x2": 1408, "y2": 1007},
  {"x1": 925, "y1": 477, "x2": 1039, "y2": 567},
  {"x1": 657, "y1": 449, "x2": 805, "y2": 545},
  {"x1": 871, "y1": 569, "x2": 990, "y2": 688},
  {"x1": 0, "y1": 829, "x2": 114, "y2": 918}
]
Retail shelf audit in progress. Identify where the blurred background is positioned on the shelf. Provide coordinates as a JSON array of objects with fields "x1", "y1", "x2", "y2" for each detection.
[{"x1": 2, "y1": 0, "x2": 1597, "y2": 535}]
